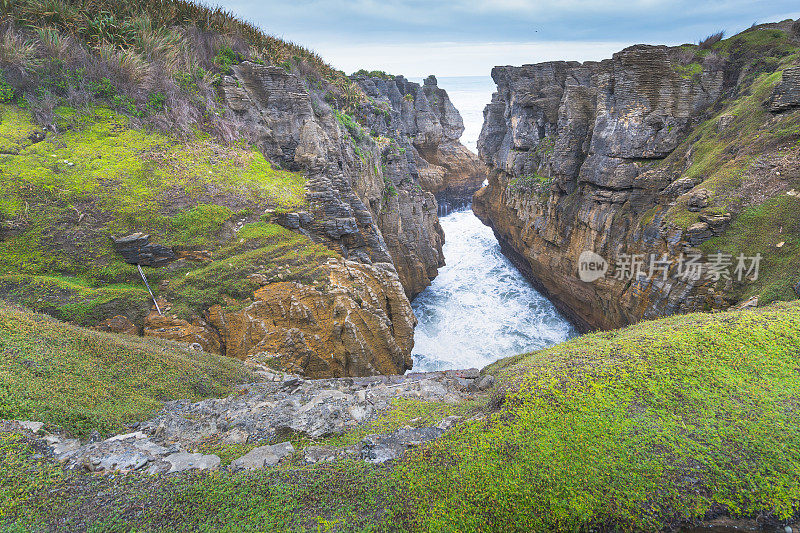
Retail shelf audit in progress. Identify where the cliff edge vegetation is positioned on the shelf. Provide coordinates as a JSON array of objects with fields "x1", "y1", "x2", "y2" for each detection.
[{"x1": 3, "y1": 301, "x2": 800, "y2": 531}]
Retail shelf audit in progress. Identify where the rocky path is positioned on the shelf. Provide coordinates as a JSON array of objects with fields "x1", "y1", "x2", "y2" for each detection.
[{"x1": 4, "y1": 367, "x2": 495, "y2": 476}]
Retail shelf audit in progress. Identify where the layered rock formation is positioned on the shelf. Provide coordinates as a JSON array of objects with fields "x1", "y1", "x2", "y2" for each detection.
[
  {"x1": 219, "y1": 66, "x2": 485, "y2": 300},
  {"x1": 208, "y1": 258, "x2": 415, "y2": 377},
  {"x1": 1, "y1": 43, "x2": 481, "y2": 376},
  {"x1": 475, "y1": 21, "x2": 800, "y2": 330},
  {"x1": 355, "y1": 74, "x2": 487, "y2": 203}
]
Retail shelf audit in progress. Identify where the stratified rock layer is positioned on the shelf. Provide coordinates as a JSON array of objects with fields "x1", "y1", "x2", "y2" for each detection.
[
  {"x1": 475, "y1": 23, "x2": 800, "y2": 330},
  {"x1": 355, "y1": 75, "x2": 487, "y2": 203},
  {"x1": 209, "y1": 258, "x2": 415, "y2": 377}
]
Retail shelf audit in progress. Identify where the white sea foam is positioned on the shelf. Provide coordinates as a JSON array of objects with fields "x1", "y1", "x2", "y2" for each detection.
[{"x1": 411, "y1": 209, "x2": 576, "y2": 371}]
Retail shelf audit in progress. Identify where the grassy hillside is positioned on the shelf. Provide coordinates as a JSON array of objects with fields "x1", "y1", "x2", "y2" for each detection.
[
  {"x1": 398, "y1": 301, "x2": 800, "y2": 531},
  {"x1": 3, "y1": 302, "x2": 800, "y2": 531},
  {"x1": 0, "y1": 103, "x2": 329, "y2": 325},
  {"x1": 0, "y1": 304, "x2": 252, "y2": 437}
]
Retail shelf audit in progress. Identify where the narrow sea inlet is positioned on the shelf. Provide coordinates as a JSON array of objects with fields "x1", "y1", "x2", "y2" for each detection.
[{"x1": 411, "y1": 207, "x2": 577, "y2": 371}]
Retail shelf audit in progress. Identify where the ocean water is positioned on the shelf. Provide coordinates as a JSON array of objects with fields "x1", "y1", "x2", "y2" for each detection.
[
  {"x1": 411, "y1": 210, "x2": 577, "y2": 372},
  {"x1": 408, "y1": 75, "x2": 576, "y2": 372}
]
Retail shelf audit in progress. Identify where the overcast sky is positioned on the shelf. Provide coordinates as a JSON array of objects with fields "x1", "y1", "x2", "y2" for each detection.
[{"x1": 218, "y1": 1, "x2": 800, "y2": 76}]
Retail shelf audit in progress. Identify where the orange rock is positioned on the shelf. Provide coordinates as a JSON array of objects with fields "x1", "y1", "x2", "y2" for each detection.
[
  {"x1": 210, "y1": 258, "x2": 415, "y2": 378},
  {"x1": 144, "y1": 307, "x2": 222, "y2": 354}
]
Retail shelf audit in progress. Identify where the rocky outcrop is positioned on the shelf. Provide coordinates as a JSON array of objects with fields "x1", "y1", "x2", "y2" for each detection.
[
  {"x1": 475, "y1": 22, "x2": 800, "y2": 330},
  {"x1": 143, "y1": 303, "x2": 223, "y2": 355},
  {"x1": 8, "y1": 367, "x2": 492, "y2": 474},
  {"x1": 768, "y1": 66, "x2": 800, "y2": 111},
  {"x1": 112, "y1": 233, "x2": 177, "y2": 267},
  {"x1": 216, "y1": 64, "x2": 484, "y2": 302},
  {"x1": 208, "y1": 258, "x2": 415, "y2": 377},
  {"x1": 355, "y1": 75, "x2": 487, "y2": 203}
]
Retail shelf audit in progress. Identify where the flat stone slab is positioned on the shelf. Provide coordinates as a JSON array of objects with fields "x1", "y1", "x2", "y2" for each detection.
[
  {"x1": 445, "y1": 368, "x2": 480, "y2": 380},
  {"x1": 361, "y1": 426, "x2": 444, "y2": 464},
  {"x1": 14, "y1": 420, "x2": 44, "y2": 433},
  {"x1": 164, "y1": 452, "x2": 220, "y2": 473},
  {"x1": 230, "y1": 442, "x2": 294, "y2": 471},
  {"x1": 302, "y1": 445, "x2": 359, "y2": 464}
]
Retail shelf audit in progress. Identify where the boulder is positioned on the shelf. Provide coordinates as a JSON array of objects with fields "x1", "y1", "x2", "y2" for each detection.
[
  {"x1": 735, "y1": 295, "x2": 759, "y2": 310},
  {"x1": 112, "y1": 233, "x2": 176, "y2": 267},
  {"x1": 470, "y1": 374, "x2": 496, "y2": 392},
  {"x1": 687, "y1": 189, "x2": 710, "y2": 211},
  {"x1": 361, "y1": 426, "x2": 444, "y2": 464},
  {"x1": 230, "y1": 442, "x2": 294, "y2": 471},
  {"x1": 302, "y1": 445, "x2": 358, "y2": 464},
  {"x1": 686, "y1": 222, "x2": 713, "y2": 246},
  {"x1": 164, "y1": 452, "x2": 221, "y2": 473}
]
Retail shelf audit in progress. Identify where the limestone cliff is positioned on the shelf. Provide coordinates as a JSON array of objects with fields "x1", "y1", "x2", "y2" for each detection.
[
  {"x1": 355, "y1": 74, "x2": 487, "y2": 203},
  {"x1": 352, "y1": 73, "x2": 487, "y2": 296},
  {"x1": 0, "y1": 4, "x2": 479, "y2": 377},
  {"x1": 475, "y1": 20, "x2": 800, "y2": 330}
]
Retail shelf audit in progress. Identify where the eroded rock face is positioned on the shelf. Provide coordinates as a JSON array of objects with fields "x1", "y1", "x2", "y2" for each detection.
[
  {"x1": 221, "y1": 63, "x2": 393, "y2": 267},
  {"x1": 210, "y1": 258, "x2": 415, "y2": 377},
  {"x1": 134, "y1": 64, "x2": 480, "y2": 373},
  {"x1": 218, "y1": 64, "x2": 478, "y2": 299},
  {"x1": 768, "y1": 66, "x2": 800, "y2": 112},
  {"x1": 143, "y1": 310, "x2": 223, "y2": 355},
  {"x1": 112, "y1": 233, "x2": 177, "y2": 267},
  {"x1": 355, "y1": 75, "x2": 487, "y2": 203},
  {"x1": 474, "y1": 42, "x2": 765, "y2": 330}
]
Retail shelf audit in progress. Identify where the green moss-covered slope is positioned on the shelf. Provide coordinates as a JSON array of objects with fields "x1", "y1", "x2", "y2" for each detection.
[
  {"x1": 0, "y1": 304, "x2": 252, "y2": 437},
  {"x1": 0, "y1": 104, "x2": 326, "y2": 324},
  {"x1": 398, "y1": 301, "x2": 800, "y2": 531},
  {"x1": 3, "y1": 303, "x2": 800, "y2": 531},
  {"x1": 658, "y1": 28, "x2": 800, "y2": 306}
]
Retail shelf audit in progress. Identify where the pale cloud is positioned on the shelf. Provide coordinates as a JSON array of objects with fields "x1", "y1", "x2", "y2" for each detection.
[
  {"x1": 219, "y1": 0, "x2": 800, "y2": 76},
  {"x1": 308, "y1": 40, "x2": 636, "y2": 77}
]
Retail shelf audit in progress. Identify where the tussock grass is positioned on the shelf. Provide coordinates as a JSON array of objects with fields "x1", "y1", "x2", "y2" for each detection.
[
  {"x1": 0, "y1": 0, "x2": 366, "y2": 139},
  {"x1": 698, "y1": 30, "x2": 725, "y2": 49}
]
